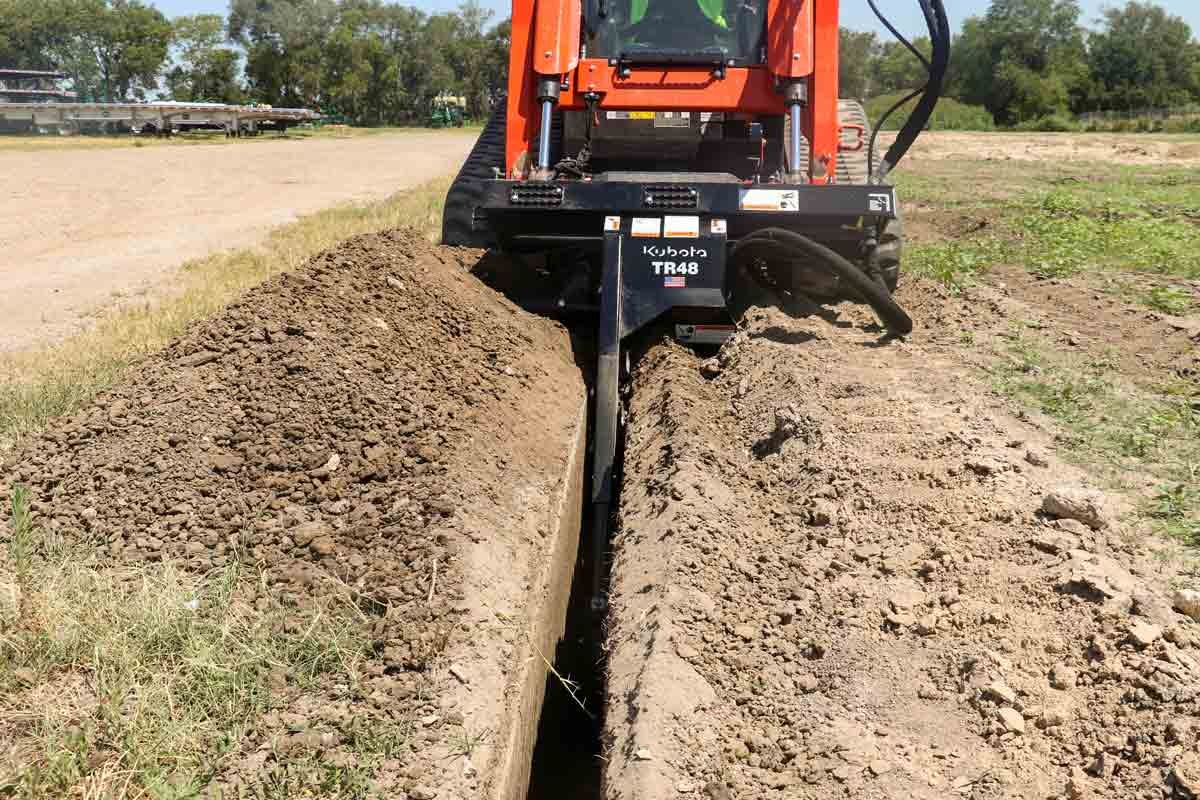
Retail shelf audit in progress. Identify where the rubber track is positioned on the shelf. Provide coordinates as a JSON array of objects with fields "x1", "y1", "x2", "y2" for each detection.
[{"x1": 442, "y1": 105, "x2": 507, "y2": 248}]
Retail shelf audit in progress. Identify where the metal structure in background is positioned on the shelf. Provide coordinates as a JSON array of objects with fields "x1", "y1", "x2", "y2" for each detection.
[
  {"x1": 0, "y1": 68, "x2": 320, "y2": 135},
  {"x1": 0, "y1": 101, "x2": 321, "y2": 136}
]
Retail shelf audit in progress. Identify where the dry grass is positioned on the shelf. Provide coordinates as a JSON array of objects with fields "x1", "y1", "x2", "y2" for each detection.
[
  {"x1": 0, "y1": 488, "x2": 372, "y2": 798},
  {"x1": 0, "y1": 173, "x2": 452, "y2": 449}
]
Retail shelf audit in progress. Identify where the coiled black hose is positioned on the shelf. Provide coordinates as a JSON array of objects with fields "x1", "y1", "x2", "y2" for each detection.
[{"x1": 731, "y1": 227, "x2": 914, "y2": 336}]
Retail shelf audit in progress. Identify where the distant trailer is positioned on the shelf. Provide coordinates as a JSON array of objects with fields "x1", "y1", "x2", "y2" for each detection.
[
  {"x1": 0, "y1": 89, "x2": 78, "y2": 102},
  {"x1": 0, "y1": 101, "x2": 321, "y2": 135},
  {"x1": 0, "y1": 68, "x2": 68, "y2": 81}
]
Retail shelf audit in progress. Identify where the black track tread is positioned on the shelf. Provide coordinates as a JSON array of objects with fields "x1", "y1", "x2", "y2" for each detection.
[
  {"x1": 835, "y1": 99, "x2": 874, "y2": 185},
  {"x1": 442, "y1": 105, "x2": 507, "y2": 248}
]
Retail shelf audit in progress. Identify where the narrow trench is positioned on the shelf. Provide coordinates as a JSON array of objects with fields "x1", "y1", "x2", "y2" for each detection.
[
  {"x1": 524, "y1": 508, "x2": 607, "y2": 799},
  {"x1": 525, "y1": 340, "x2": 619, "y2": 800}
]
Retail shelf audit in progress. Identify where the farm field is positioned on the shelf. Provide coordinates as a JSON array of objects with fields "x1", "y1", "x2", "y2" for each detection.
[{"x1": 2, "y1": 130, "x2": 1199, "y2": 799}]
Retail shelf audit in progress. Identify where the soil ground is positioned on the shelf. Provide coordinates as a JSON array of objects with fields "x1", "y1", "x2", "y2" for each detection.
[
  {"x1": 603, "y1": 134, "x2": 1200, "y2": 800},
  {"x1": 0, "y1": 131, "x2": 475, "y2": 352},
  {"x1": 2, "y1": 130, "x2": 1199, "y2": 799},
  {"x1": 0, "y1": 230, "x2": 586, "y2": 797}
]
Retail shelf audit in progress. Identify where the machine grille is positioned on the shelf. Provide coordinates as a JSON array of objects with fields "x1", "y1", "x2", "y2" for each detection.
[
  {"x1": 643, "y1": 185, "x2": 698, "y2": 209},
  {"x1": 509, "y1": 184, "x2": 564, "y2": 206}
]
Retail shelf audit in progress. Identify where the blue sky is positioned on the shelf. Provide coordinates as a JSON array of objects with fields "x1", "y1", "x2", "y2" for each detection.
[{"x1": 150, "y1": 0, "x2": 1200, "y2": 37}]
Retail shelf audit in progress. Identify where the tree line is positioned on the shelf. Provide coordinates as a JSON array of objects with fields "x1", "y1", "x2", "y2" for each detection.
[
  {"x1": 0, "y1": 0, "x2": 509, "y2": 124},
  {"x1": 842, "y1": 0, "x2": 1200, "y2": 126},
  {"x1": 1, "y1": 0, "x2": 1197, "y2": 128}
]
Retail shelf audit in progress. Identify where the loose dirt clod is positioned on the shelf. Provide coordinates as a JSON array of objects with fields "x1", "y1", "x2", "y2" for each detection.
[{"x1": 1, "y1": 229, "x2": 585, "y2": 796}]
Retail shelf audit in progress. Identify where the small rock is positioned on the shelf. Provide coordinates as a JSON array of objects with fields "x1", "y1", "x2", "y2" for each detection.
[
  {"x1": 179, "y1": 350, "x2": 221, "y2": 367},
  {"x1": 1042, "y1": 486, "x2": 1110, "y2": 530},
  {"x1": 309, "y1": 536, "x2": 336, "y2": 557},
  {"x1": 868, "y1": 760, "x2": 893, "y2": 776},
  {"x1": 1173, "y1": 589, "x2": 1200, "y2": 623},
  {"x1": 1032, "y1": 531, "x2": 1078, "y2": 555},
  {"x1": 1065, "y1": 766, "x2": 1091, "y2": 800},
  {"x1": 1025, "y1": 449, "x2": 1048, "y2": 467},
  {"x1": 420, "y1": 715, "x2": 439, "y2": 727},
  {"x1": 634, "y1": 748, "x2": 654, "y2": 761},
  {"x1": 986, "y1": 681, "x2": 1017, "y2": 705},
  {"x1": 704, "y1": 782, "x2": 732, "y2": 800},
  {"x1": 699, "y1": 358, "x2": 722, "y2": 379},
  {"x1": 291, "y1": 521, "x2": 328, "y2": 547},
  {"x1": 797, "y1": 674, "x2": 819, "y2": 693},
  {"x1": 449, "y1": 664, "x2": 469, "y2": 684},
  {"x1": 206, "y1": 452, "x2": 243, "y2": 473},
  {"x1": 1049, "y1": 663, "x2": 1077, "y2": 690},
  {"x1": 887, "y1": 583, "x2": 928, "y2": 612},
  {"x1": 1170, "y1": 753, "x2": 1200, "y2": 797},
  {"x1": 998, "y1": 707, "x2": 1025, "y2": 734},
  {"x1": 675, "y1": 779, "x2": 698, "y2": 793},
  {"x1": 914, "y1": 615, "x2": 938, "y2": 636},
  {"x1": 1127, "y1": 620, "x2": 1162, "y2": 649},
  {"x1": 12, "y1": 667, "x2": 36, "y2": 685},
  {"x1": 410, "y1": 786, "x2": 437, "y2": 800},
  {"x1": 733, "y1": 625, "x2": 758, "y2": 641},
  {"x1": 808, "y1": 498, "x2": 837, "y2": 527}
]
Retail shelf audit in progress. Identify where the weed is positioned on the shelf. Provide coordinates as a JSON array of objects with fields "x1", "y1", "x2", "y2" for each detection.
[
  {"x1": 447, "y1": 726, "x2": 491, "y2": 760},
  {"x1": 1141, "y1": 285, "x2": 1195, "y2": 315},
  {"x1": 1146, "y1": 479, "x2": 1200, "y2": 545},
  {"x1": 908, "y1": 240, "x2": 1004, "y2": 291}
]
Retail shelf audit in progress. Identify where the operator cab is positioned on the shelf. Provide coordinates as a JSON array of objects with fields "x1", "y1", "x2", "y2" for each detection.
[{"x1": 586, "y1": 0, "x2": 768, "y2": 66}]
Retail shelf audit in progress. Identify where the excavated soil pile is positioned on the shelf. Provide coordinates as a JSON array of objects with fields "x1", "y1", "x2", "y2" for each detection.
[
  {"x1": 605, "y1": 289, "x2": 1200, "y2": 800},
  {"x1": 2, "y1": 230, "x2": 586, "y2": 797}
]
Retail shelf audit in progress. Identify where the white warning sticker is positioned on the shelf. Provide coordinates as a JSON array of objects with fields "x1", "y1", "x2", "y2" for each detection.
[
  {"x1": 603, "y1": 215, "x2": 621, "y2": 232},
  {"x1": 631, "y1": 217, "x2": 662, "y2": 238},
  {"x1": 710, "y1": 218, "x2": 728, "y2": 235},
  {"x1": 739, "y1": 188, "x2": 800, "y2": 212},
  {"x1": 663, "y1": 215, "x2": 700, "y2": 238}
]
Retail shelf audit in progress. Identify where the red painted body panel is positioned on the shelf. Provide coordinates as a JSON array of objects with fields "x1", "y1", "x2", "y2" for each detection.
[
  {"x1": 564, "y1": 61, "x2": 781, "y2": 112},
  {"x1": 766, "y1": 0, "x2": 814, "y2": 78},
  {"x1": 533, "y1": 0, "x2": 583, "y2": 76},
  {"x1": 504, "y1": 0, "x2": 842, "y2": 183}
]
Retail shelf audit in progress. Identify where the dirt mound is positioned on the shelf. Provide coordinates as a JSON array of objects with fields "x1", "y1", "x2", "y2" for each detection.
[
  {"x1": 604, "y1": 288, "x2": 1200, "y2": 800},
  {"x1": 2, "y1": 229, "x2": 586, "y2": 796}
]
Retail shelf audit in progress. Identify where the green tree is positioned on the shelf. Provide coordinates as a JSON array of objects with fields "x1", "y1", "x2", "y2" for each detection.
[
  {"x1": 839, "y1": 28, "x2": 878, "y2": 100},
  {"x1": 0, "y1": 0, "x2": 170, "y2": 101},
  {"x1": 952, "y1": 0, "x2": 1087, "y2": 124},
  {"x1": 165, "y1": 14, "x2": 245, "y2": 103},
  {"x1": 872, "y1": 36, "x2": 931, "y2": 95},
  {"x1": 1087, "y1": 2, "x2": 1200, "y2": 109}
]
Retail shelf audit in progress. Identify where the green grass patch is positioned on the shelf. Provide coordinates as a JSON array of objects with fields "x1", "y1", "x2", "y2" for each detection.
[
  {"x1": 989, "y1": 329, "x2": 1200, "y2": 543},
  {"x1": 901, "y1": 164, "x2": 1200, "y2": 296}
]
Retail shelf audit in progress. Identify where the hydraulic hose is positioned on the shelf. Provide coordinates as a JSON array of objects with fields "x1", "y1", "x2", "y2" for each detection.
[
  {"x1": 731, "y1": 228, "x2": 914, "y2": 336},
  {"x1": 869, "y1": 0, "x2": 952, "y2": 182}
]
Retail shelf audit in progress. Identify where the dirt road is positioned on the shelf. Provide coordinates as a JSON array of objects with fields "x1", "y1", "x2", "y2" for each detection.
[{"x1": 0, "y1": 132, "x2": 475, "y2": 352}]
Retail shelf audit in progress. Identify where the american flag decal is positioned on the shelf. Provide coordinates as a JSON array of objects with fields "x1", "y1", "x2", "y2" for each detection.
[{"x1": 664, "y1": 276, "x2": 686, "y2": 288}]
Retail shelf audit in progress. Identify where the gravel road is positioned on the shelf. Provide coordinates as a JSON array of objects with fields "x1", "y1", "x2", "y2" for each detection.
[{"x1": 0, "y1": 131, "x2": 475, "y2": 352}]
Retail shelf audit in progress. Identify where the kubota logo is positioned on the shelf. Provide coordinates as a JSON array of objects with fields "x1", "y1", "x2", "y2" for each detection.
[{"x1": 642, "y1": 244, "x2": 708, "y2": 259}]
